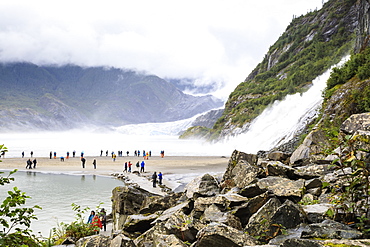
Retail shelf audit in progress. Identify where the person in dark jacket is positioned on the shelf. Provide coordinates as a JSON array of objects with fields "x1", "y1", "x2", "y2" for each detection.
[
  {"x1": 81, "y1": 157, "x2": 86, "y2": 168},
  {"x1": 152, "y1": 172, "x2": 157, "y2": 187}
]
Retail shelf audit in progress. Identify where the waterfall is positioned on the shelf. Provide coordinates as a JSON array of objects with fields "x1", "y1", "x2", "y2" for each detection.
[{"x1": 227, "y1": 56, "x2": 349, "y2": 154}]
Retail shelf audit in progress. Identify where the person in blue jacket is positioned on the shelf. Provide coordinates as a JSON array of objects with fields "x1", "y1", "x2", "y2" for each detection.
[
  {"x1": 158, "y1": 172, "x2": 163, "y2": 185},
  {"x1": 87, "y1": 211, "x2": 95, "y2": 224}
]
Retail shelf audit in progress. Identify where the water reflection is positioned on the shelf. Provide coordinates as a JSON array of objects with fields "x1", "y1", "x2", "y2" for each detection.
[{"x1": 0, "y1": 170, "x2": 124, "y2": 237}]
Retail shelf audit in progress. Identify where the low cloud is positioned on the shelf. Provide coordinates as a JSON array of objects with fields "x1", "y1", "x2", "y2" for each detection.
[{"x1": 0, "y1": 0, "x2": 324, "y2": 98}]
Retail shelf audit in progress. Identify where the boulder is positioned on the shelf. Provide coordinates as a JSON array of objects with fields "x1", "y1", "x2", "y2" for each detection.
[
  {"x1": 290, "y1": 130, "x2": 329, "y2": 165},
  {"x1": 202, "y1": 204, "x2": 242, "y2": 230},
  {"x1": 184, "y1": 174, "x2": 220, "y2": 199},
  {"x1": 238, "y1": 184, "x2": 267, "y2": 198},
  {"x1": 164, "y1": 211, "x2": 200, "y2": 243},
  {"x1": 301, "y1": 219, "x2": 363, "y2": 239},
  {"x1": 134, "y1": 222, "x2": 170, "y2": 247},
  {"x1": 193, "y1": 196, "x2": 229, "y2": 212},
  {"x1": 233, "y1": 192, "x2": 270, "y2": 227},
  {"x1": 245, "y1": 197, "x2": 282, "y2": 237},
  {"x1": 111, "y1": 185, "x2": 162, "y2": 231},
  {"x1": 195, "y1": 222, "x2": 260, "y2": 247},
  {"x1": 341, "y1": 112, "x2": 370, "y2": 134},
  {"x1": 304, "y1": 178, "x2": 322, "y2": 190},
  {"x1": 153, "y1": 234, "x2": 188, "y2": 247},
  {"x1": 246, "y1": 199, "x2": 303, "y2": 239},
  {"x1": 152, "y1": 201, "x2": 191, "y2": 224},
  {"x1": 110, "y1": 234, "x2": 136, "y2": 247},
  {"x1": 75, "y1": 235, "x2": 111, "y2": 247},
  {"x1": 301, "y1": 203, "x2": 331, "y2": 223},
  {"x1": 268, "y1": 151, "x2": 290, "y2": 162},
  {"x1": 122, "y1": 214, "x2": 159, "y2": 234},
  {"x1": 222, "y1": 150, "x2": 260, "y2": 189},
  {"x1": 264, "y1": 161, "x2": 296, "y2": 178},
  {"x1": 139, "y1": 192, "x2": 184, "y2": 215},
  {"x1": 257, "y1": 176, "x2": 304, "y2": 201}
]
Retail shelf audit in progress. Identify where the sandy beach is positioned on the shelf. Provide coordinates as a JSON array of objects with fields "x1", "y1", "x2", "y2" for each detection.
[{"x1": 0, "y1": 155, "x2": 230, "y2": 195}]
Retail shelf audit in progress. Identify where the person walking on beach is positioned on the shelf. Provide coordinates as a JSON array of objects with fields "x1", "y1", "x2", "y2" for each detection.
[
  {"x1": 112, "y1": 153, "x2": 117, "y2": 162},
  {"x1": 50, "y1": 151, "x2": 52, "y2": 159},
  {"x1": 87, "y1": 211, "x2": 95, "y2": 224},
  {"x1": 30, "y1": 151, "x2": 33, "y2": 158},
  {"x1": 152, "y1": 172, "x2": 157, "y2": 187},
  {"x1": 26, "y1": 159, "x2": 32, "y2": 169},
  {"x1": 22, "y1": 151, "x2": 24, "y2": 158},
  {"x1": 54, "y1": 152, "x2": 57, "y2": 159},
  {"x1": 99, "y1": 208, "x2": 107, "y2": 231},
  {"x1": 100, "y1": 150, "x2": 103, "y2": 156},
  {"x1": 66, "y1": 152, "x2": 70, "y2": 159},
  {"x1": 32, "y1": 159, "x2": 37, "y2": 169},
  {"x1": 158, "y1": 172, "x2": 163, "y2": 185},
  {"x1": 136, "y1": 161, "x2": 140, "y2": 172},
  {"x1": 92, "y1": 158, "x2": 97, "y2": 169},
  {"x1": 73, "y1": 150, "x2": 76, "y2": 158},
  {"x1": 140, "y1": 161, "x2": 145, "y2": 173},
  {"x1": 128, "y1": 161, "x2": 132, "y2": 172},
  {"x1": 124, "y1": 162, "x2": 128, "y2": 172},
  {"x1": 81, "y1": 157, "x2": 86, "y2": 168}
]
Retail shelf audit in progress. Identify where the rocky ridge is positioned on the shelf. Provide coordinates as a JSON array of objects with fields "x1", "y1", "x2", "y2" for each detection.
[{"x1": 63, "y1": 112, "x2": 370, "y2": 246}]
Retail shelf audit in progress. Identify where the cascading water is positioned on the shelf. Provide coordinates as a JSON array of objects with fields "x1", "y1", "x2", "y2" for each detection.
[{"x1": 227, "y1": 56, "x2": 349, "y2": 154}]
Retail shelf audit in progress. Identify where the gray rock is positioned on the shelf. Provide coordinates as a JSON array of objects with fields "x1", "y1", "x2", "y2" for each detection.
[
  {"x1": 268, "y1": 151, "x2": 290, "y2": 162},
  {"x1": 202, "y1": 204, "x2": 242, "y2": 230},
  {"x1": 341, "y1": 112, "x2": 370, "y2": 134},
  {"x1": 239, "y1": 184, "x2": 267, "y2": 198},
  {"x1": 257, "y1": 176, "x2": 304, "y2": 200},
  {"x1": 222, "y1": 150, "x2": 260, "y2": 189},
  {"x1": 75, "y1": 235, "x2": 111, "y2": 247},
  {"x1": 111, "y1": 185, "x2": 162, "y2": 231},
  {"x1": 185, "y1": 174, "x2": 220, "y2": 199},
  {"x1": 301, "y1": 219, "x2": 363, "y2": 239},
  {"x1": 196, "y1": 222, "x2": 260, "y2": 247},
  {"x1": 110, "y1": 234, "x2": 136, "y2": 247},
  {"x1": 122, "y1": 214, "x2": 158, "y2": 234},
  {"x1": 245, "y1": 197, "x2": 282, "y2": 237},
  {"x1": 265, "y1": 161, "x2": 296, "y2": 178},
  {"x1": 153, "y1": 234, "x2": 188, "y2": 247},
  {"x1": 301, "y1": 203, "x2": 331, "y2": 224},
  {"x1": 233, "y1": 192, "x2": 270, "y2": 227}
]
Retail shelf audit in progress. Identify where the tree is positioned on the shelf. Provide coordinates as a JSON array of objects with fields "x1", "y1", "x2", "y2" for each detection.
[{"x1": 0, "y1": 144, "x2": 42, "y2": 247}]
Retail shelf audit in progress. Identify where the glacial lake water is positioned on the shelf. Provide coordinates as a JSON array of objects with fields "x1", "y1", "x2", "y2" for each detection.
[{"x1": 0, "y1": 170, "x2": 124, "y2": 238}]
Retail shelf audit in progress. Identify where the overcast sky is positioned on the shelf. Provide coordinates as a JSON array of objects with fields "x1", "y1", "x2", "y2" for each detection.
[{"x1": 0, "y1": 0, "x2": 325, "y2": 99}]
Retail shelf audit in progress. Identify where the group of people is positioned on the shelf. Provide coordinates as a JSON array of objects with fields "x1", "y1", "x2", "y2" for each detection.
[
  {"x1": 87, "y1": 208, "x2": 107, "y2": 233},
  {"x1": 25, "y1": 158, "x2": 37, "y2": 169},
  {"x1": 151, "y1": 171, "x2": 163, "y2": 187},
  {"x1": 49, "y1": 151, "x2": 77, "y2": 159}
]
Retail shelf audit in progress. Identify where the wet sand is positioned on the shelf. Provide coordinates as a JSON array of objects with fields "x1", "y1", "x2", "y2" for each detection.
[{"x1": 0, "y1": 155, "x2": 230, "y2": 195}]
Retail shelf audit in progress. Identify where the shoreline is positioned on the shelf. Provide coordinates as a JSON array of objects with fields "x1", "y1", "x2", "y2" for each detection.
[{"x1": 0, "y1": 155, "x2": 230, "y2": 195}]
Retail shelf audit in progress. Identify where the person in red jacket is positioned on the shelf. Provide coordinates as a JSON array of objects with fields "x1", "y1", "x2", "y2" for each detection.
[{"x1": 91, "y1": 215, "x2": 102, "y2": 233}]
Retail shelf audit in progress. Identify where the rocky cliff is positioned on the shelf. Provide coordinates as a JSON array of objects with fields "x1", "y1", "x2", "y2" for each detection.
[{"x1": 0, "y1": 63, "x2": 223, "y2": 131}]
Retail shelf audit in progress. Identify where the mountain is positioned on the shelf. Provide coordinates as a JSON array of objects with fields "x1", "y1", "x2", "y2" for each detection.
[
  {"x1": 181, "y1": 0, "x2": 369, "y2": 141},
  {"x1": 0, "y1": 63, "x2": 223, "y2": 131}
]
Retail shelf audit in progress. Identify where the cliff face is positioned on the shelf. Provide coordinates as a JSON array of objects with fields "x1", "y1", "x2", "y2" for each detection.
[{"x1": 354, "y1": 0, "x2": 370, "y2": 53}]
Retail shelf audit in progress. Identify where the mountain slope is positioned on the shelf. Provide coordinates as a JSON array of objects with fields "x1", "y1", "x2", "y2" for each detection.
[
  {"x1": 0, "y1": 63, "x2": 223, "y2": 130},
  {"x1": 181, "y1": 0, "x2": 362, "y2": 141}
]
